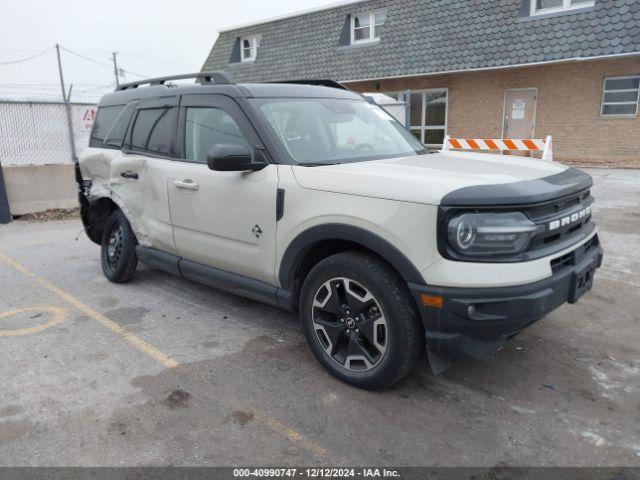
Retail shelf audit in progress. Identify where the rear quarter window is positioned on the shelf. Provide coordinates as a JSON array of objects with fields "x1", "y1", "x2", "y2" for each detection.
[
  {"x1": 103, "y1": 102, "x2": 137, "y2": 148},
  {"x1": 90, "y1": 105, "x2": 124, "y2": 148}
]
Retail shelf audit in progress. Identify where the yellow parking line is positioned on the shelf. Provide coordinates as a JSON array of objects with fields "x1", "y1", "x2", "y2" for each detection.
[
  {"x1": 258, "y1": 414, "x2": 328, "y2": 458},
  {"x1": 0, "y1": 250, "x2": 328, "y2": 457},
  {"x1": 0, "y1": 306, "x2": 68, "y2": 337},
  {"x1": 0, "y1": 250, "x2": 179, "y2": 368}
]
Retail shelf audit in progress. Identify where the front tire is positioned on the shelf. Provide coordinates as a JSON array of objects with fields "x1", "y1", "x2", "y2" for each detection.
[
  {"x1": 101, "y1": 209, "x2": 138, "y2": 283},
  {"x1": 299, "y1": 251, "x2": 423, "y2": 390}
]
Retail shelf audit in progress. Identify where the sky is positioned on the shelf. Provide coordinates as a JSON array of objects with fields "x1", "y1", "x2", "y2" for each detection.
[{"x1": 0, "y1": 0, "x2": 342, "y2": 102}]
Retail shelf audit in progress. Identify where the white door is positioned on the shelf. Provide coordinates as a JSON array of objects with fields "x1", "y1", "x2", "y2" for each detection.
[
  {"x1": 166, "y1": 94, "x2": 278, "y2": 284},
  {"x1": 109, "y1": 97, "x2": 180, "y2": 254}
]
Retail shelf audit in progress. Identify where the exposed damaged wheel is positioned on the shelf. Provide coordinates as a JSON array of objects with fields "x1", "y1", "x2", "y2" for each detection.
[
  {"x1": 101, "y1": 210, "x2": 138, "y2": 283},
  {"x1": 300, "y1": 251, "x2": 423, "y2": 390}
]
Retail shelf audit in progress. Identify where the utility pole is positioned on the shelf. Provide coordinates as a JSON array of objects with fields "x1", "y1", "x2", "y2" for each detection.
[
  {"x1": 55, "y1": 44, "x2": 68, "y2": 102},
  {"x1": 112, "y1": 52, "x2": 120, "y2": 87},
  {"x1": 55, "y1": 44, "x2": 78, "y2": 167}
]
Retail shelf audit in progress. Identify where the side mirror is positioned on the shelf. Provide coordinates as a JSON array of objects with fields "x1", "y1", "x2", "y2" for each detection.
[{"x1": 206, "y1": 144, "x2": 267, "y2": 172}]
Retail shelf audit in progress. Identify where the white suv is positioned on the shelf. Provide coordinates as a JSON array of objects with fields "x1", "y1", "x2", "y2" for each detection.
[{"x1": 78, "y1": 73, "x2": 603, "y2": 389}]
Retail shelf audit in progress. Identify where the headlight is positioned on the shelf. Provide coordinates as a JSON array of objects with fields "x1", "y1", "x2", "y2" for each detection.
[{"x1": 447, "y1": 212, "x2": 543, "y2": 257}]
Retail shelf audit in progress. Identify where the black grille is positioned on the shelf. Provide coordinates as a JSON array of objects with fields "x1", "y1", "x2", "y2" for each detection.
[
  {"x1": 524, "y1": 189, "x2": 594, "y2": 254},
  {"x1": 551, "y1": 235, "x2": 600, "y2": 273}
]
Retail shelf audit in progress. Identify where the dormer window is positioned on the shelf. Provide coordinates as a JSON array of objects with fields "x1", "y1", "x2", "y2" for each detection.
[
  {"x1": 241, "y1": 36, "x2": 258, "y2": 62},
  {"x1": 350, "y1": 11, "x2": 386, "y2": 44},
  {"x1": 530, "y1": 0, "x2": 594, "y2": 15}
]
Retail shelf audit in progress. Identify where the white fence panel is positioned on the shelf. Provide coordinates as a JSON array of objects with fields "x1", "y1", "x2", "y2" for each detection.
[{"x1": 0, "y1": 101, "x2": 96, "y2": 166}]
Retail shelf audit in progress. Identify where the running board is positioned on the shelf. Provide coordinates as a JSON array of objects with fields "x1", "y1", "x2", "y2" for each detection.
[{"x1": 135, "y1": 246, "x2": 292, "y2": 310}]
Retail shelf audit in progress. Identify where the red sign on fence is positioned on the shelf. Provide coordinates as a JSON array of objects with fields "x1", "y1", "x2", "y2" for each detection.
[{"x1": 82, "y1": 107, "x2": 97, "y2": 131}]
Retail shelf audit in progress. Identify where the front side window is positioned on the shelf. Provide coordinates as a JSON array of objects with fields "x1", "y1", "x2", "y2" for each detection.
[
  {"x1": 351, "y1": 11, "x2": 386, "y2": 44},
  {"x1": 252, "y1": 97, "x2": 426, "y2": 165},
  {"x1": 241, "y1": 36, "x2": 258, "y2": 62},
  {"x1": 531, "y1": 0, "x2": 594, "y2": 15},
  {"x1": 184, "y1": 107, "x2": 250, "y2": 163},
  {"x1": 601, "y1": 76, "x2": 640, "y2": 117},
  {"x1": 130, "y1": 107, "x2": 176, "y2": 154}
]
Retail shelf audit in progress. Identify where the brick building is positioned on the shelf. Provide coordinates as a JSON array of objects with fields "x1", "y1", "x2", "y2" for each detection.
[{"x1": 202, "y1": 0, "x2": 640, "y2": 167}]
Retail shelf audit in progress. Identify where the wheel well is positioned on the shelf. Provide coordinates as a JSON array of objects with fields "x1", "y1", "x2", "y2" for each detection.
[
  {"x1": 290, "y1": 239, "x2": 408, "y2": 311},
  {"x1": 80, "y1": 196, "x2": 119, "y2": 245}
]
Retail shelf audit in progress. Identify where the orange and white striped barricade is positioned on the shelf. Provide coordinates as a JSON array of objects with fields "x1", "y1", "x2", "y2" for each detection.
[{"x1": 441, "y1": 135, "x2": 553, "y2": 162}]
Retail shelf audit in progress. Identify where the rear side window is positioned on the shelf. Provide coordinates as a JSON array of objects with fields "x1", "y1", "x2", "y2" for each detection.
[
  {"x1": 103, "y1": 102, "x2": 137, "y2": 148},
  {"x1": 185, "y1": 107, "x2": 250, "y2": 163},
  {"x1": 130, "y1": 107, "x2": 176, "y2": 154},
  {"x1": 90, "y1": 105, "x2": 124, "y2": 147}
]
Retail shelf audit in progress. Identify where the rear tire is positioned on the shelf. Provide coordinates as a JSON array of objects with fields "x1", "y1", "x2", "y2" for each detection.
[
  {"x1": 101, "y1": 210, "x2": 138, "y2": 283},
  {"x1": 299, "y1": 251, "x2": 423, "y2": 390}
]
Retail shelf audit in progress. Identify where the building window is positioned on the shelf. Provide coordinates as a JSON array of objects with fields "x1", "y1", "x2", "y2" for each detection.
[
  {"x1": 241, "y1": 36, "x2": 258, "y2": 62},
  {"x1": 531, "y1": 0, "x2": 594, "y2": 15},
  {"x1": 384, "y1": 90, "x2": 448, "y2": 146},
  {"x1": 394, "y1": 90, "x2": 447, "y2": 146},
  {"x1": 601, "y1": 76, "x2": 640, "y2": 117},
  {"x1": 351, "y1": 11, "x2": 386, "y2": 44}
]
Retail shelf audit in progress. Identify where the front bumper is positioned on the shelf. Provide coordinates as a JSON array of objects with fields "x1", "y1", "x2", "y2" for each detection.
[{"x1": 409, "y1": 235, "x2": 603, "y2": 373}]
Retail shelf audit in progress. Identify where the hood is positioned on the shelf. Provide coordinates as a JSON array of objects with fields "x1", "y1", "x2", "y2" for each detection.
[{"x1": 291, "y1": 151, "x2": 590, "y2": 206}]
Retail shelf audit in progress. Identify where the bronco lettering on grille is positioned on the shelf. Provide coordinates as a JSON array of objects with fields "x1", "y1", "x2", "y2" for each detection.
[{"x1": 548, "y1": 205, "x2": 592, "y2": 231}]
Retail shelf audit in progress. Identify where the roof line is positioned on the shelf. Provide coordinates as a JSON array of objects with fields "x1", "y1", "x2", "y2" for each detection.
[
  {"x1": 340, "y1": 51, "x2": 640, "y2": 84},
  {"x1": 217, "y1": 0, "x2": 368, "y2": 33}
]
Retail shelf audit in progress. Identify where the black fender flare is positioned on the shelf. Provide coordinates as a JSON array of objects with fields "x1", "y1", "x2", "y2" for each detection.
[{"x1": 278, "y1": 223, "x2": 425, "y2": 291}]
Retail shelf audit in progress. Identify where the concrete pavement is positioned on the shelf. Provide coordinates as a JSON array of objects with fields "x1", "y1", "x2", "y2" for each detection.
[{"x1": 0, "y1": 168, "x2": 638, "y2": 466}]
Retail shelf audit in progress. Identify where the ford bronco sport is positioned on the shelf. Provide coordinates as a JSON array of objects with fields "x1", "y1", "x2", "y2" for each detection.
[{"x1": 78, "y1": 72, "x2": 603, "y2": 390}]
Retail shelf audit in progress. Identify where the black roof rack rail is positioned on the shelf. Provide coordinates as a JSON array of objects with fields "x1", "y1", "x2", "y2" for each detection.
[
  {"x1": 271, "y1": 79, "x2": 349, "y2": 90},
  {"x1": 115, "y1": 72, "x2": 234, "y2": 91}
]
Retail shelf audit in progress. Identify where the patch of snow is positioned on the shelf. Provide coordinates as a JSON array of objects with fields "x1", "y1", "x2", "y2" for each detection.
[
  {"x1": 510, "y1": 405, "x2": 535, "y2": 415},
  {"x1": 582, "y1": 431, "x2": 608, "y2": 447}
]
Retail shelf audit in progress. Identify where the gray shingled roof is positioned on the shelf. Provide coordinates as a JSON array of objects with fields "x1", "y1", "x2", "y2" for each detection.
[{"x1": 201, "y1": 0, "x2": 640, "y2": 83}]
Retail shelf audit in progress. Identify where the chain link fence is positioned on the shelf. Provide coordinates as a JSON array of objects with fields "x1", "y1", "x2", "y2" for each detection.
[{"x1": 0, "y1": 101, "x2": 96, "y2": 166}]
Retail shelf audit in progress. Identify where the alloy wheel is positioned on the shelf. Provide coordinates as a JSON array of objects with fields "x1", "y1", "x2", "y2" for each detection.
[{"x1": 312, "y1": 277, "x2": 388, "y2": 372}]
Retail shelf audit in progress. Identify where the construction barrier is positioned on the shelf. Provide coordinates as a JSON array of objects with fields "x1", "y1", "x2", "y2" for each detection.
[{"x1": 442, "y1": 135, "x2": 553, "y2": 162}]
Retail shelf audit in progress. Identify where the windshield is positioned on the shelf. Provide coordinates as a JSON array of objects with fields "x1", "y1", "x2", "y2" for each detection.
[{"x1": 250, "y1": 98, "x2": 428, "y2": 165}]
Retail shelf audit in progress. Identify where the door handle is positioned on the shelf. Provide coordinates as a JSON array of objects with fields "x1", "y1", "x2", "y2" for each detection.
[
  {"x1": 173, "y1": 179, "x2": 199, "y2": 191},
  {"x1": 120, "y1": 170, "x2": 139, "y2": 180}
]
